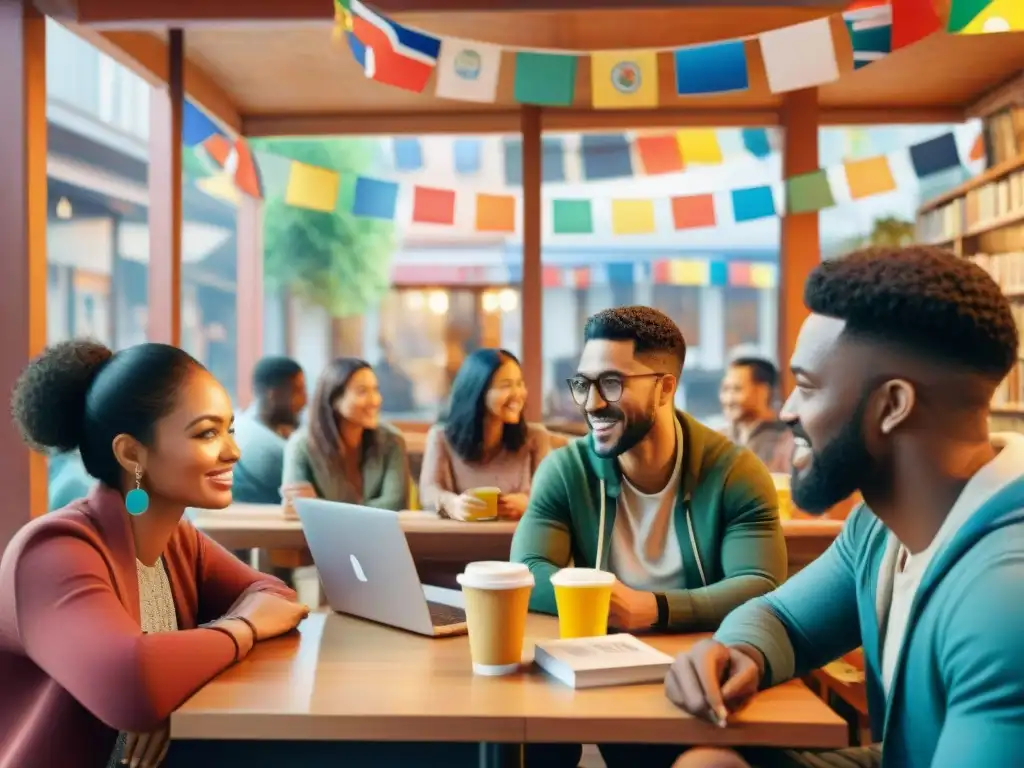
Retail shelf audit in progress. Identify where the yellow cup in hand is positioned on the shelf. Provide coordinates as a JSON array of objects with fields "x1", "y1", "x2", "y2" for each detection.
[
  {"x1": 465, "y1": 487, "x2": 500, "y2": 521},
  {"x1": 771, "y1": 473, "x2": 794, "y2": 521},
  {"x1": 550, "y1": 567, "x2": 616, "y2": 639}
]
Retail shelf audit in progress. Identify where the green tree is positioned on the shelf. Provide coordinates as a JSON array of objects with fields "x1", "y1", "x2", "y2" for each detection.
[
  {"x1": 253, "y1": 137, "x2": 395, "y2": 317},
  {"x1": 865, "y1": 215, "x2": 916, "y2": 247}
]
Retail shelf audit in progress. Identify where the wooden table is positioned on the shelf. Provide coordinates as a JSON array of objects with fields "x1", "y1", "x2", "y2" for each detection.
[
  {"x1": 173, "y1": 610, "x2": 846, "y2": 766},
  {"x1": 190, "y1": 506, "x2": 843, "y2": 578},
  {"x1": 190, "y1": 506, "x2": 515, "y2": 560}
]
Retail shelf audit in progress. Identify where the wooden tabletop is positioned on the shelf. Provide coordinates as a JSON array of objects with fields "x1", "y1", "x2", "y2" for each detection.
[{"x1": 173, "y1": 610, "x2": 845, "y2": 749}]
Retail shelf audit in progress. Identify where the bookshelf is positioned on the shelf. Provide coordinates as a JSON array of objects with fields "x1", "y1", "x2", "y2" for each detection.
[{"x1": 917, "y1": 102, "x2": 1024, "y2": 427}]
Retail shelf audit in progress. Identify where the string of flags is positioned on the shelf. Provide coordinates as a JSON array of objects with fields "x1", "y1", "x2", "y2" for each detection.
[
  {"x1": 332, "y1": 0, "x2": 1022, "y2": 106},
  {"x1": 182, "y1": 104, "x2": 973, "y2": 237},
  {"x1": 390, "y1": 129, "x2": 781, "y2": 186}
]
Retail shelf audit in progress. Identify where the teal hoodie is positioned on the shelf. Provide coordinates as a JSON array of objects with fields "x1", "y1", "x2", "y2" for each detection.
[
  {"x1": 716, "y1": 473, "x2": 1024, "y2": 767},
  {"x1": 511, "y1": 410, "x2": 787, "y2": 631}
]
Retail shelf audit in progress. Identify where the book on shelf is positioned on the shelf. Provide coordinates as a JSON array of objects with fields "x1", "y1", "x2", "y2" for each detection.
[
  {"x1": 533, "y1": 633, "x2": 675, "y2": 689},
  {"x1": 918, "y1": 169, "x2": 1024, "y2": 245}
]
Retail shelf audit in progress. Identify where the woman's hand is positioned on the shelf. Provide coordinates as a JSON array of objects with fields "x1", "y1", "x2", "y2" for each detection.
[
  {"x1": 444, "y1": 493, "x2": 488, "y2": 521},
  {"x1": 280, "y1": 482, "x2": 316, "y2": 517},
  {"x1": 121, "y1": 722, "x2": 170, "y2": 767},
  {"x1": 229, "y1": 591, "x2": 309, "y2": 641},
  {"x1": 497, "y1": 493, "x2": 528, "y2": 520}
]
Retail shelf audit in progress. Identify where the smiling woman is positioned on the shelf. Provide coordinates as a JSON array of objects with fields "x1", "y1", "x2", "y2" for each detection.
[
  {"x1": 0, "y1": 340, "x2": 305, "y2": 768},
  {"x1": 419, "y1": 348, "x2": 552, "y2": 521}
]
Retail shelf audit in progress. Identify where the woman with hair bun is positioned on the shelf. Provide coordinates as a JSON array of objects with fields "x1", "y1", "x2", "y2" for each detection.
[{"x1": 0, "y1": 340, "x2": 308, "y2": 768}]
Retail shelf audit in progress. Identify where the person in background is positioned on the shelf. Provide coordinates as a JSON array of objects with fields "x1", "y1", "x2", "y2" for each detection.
[
  {"x1": 232, "y1": 356, "x2": 307, "y2": 504},
  {"x1": 419, "y1": 348, "x2": 550, "y2": 521},
  {"x1": 667, "y1": 247, "x2": 1024, "y2": 768},
  {"x1": 0, "y1": 340, "x2": 307, "y2": 768},
  {"x1": 48, "y1": 448, "x2": 96, "y2": 510},
  {"x1": 512, "y1": 307, "x2": 786, "y2": 768},
  {"x1": 375, "y1": 339, "x2": 416, "y2": 415},
  {"x1": 281, "y1": 357, "x2": 409, "y2": 510},
  {"x1": 719, "y1": 351, "x2": 793, "y2": 474}
]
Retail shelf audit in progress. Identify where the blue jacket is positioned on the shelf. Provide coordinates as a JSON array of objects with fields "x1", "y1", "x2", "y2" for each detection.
[{"x1": 716, "y1": 477, "x2": 1024, "y2": 767}]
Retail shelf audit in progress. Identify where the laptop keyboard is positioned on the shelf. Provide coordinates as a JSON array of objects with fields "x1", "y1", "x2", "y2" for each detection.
[{"x1": 427, "y1": 601, "x2": 466, "y2": 627}]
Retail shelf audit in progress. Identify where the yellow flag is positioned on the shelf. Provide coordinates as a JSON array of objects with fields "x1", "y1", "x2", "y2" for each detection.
[
  {"x1": 677, "y1": 129, "x2": 723, "y2": 164},
  {"x1": 590, "y1": 50, "x2": 659, "y2": 110},
  {"x1": 285, "y1": 162, "x2": 340, "y2": 213},
  {"x1": 669, "y1": 260, "x2": 709, "y2": 286},
  {"x1": 196, "y1": 173, "x2": 240, "y2": 205},
  {"x1": 961, "y1": 0, "x2": 1024, "y2": 33},
  {"x1": 611, "y1": 199, "x2": 656, "y2": 234},
  {"x1": 750, "y1": 264, "x2": 777, "y2": 289}
]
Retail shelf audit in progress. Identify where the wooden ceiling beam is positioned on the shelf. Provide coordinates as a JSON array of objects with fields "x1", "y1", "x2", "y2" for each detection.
[
  {"x1": 66, "y1": 25, "x2": 242, "y2": 134},
  {"x1": 68, "y1": 0, "x2": 847, "y2": 27},
  {"x1": 243, "y1": 105, "x2": 965, "y2": 138}
]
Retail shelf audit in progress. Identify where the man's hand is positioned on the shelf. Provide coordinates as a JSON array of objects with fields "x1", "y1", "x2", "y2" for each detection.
[
  {"x1": 665, "y1": 639, "x2": 763, "y2": 725},
  {"x1": 608, "y1": 580, "x2": 659, "y2": 631}
]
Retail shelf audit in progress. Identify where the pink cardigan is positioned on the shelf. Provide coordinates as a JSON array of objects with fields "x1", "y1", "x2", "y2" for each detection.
[{"x1": 0, "y1": 485, "x2": 295, "y2": 768}]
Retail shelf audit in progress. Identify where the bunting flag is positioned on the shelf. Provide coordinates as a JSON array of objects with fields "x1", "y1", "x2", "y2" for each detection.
[
  {"x1": 332, "y1": 0, "x2": 917, "y2": 107},
  {"x1": 891, "y1": 0, "x2": 942, "y2": 49},
  {"x1": 759, "y1": 18, "x2": 840, "y2": 94},
  {"x1": 347, "y1": 0, "x2": 441, "y2": 93},
  {"x1": 844, "y1": 0, "x2": 894, "y2": 68},
  {"x1": 182, "y1": 102, "x2": 223, "y2": 147},
  {"x1": 949, "y1": 0, "x2": 1024, "y2": 33},
  {"x1": 435, "y1": 38, "x2": 502, "y2": 102},
  {"x1": 513, "y1": 52, "x2": 577, "y2": 106},
  {"x1": 590, "y1": 49, "x2": 660, "y2": 109},
  {"x1": 201, "y1": 130, "x2": 973, "y2": 239}
]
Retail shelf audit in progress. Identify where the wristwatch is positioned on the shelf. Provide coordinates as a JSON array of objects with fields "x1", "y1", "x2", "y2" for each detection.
[{"x1": 653, "y1": 593, "x2": 669, "y2": 630}]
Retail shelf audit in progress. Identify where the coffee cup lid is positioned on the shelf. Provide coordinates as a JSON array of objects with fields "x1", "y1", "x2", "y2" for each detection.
[
  {"x1": 456, "y1": 561, "x2": 534, "y2": 590},
  {"x1": 549, "y1": 567, "x2": 616, "y2": 587}
]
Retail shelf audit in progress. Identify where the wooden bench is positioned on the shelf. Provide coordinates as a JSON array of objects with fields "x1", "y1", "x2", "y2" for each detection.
[{"x1": 807, "y1": 649, "x2": 871, "y2": 747}]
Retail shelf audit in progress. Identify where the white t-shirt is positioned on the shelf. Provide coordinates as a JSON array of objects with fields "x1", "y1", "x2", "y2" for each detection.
[
  {"x1": 880, "y1": 432, "x2": 1024, "y2": 695},
  {"x1": 608, "y1": 422, "x2": 685, "y2": 592}
]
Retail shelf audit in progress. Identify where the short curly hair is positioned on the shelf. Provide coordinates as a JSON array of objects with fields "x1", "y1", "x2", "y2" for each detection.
[
  {"x1": 805, "y1": 246, "x2": 1018, "y2": 379},
  {"x1": 584, "y1": 306, "x2": 687, "y2": 374}
]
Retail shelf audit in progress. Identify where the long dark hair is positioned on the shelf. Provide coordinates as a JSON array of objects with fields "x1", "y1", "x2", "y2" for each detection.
[
  {"x1": 443, "y1": 348, "x2": 527, "y2": 463},
  {"x1": 308, "y1": 357, "x2": 375, "y2": 466}
]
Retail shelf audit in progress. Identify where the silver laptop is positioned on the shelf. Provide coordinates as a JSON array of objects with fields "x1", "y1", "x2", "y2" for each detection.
[{"x1": 293, "y1": 498, "x2": 467, "y2": 637}]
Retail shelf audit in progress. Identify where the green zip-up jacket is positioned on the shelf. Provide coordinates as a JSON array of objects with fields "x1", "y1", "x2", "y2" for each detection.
[{"x1": 510, "y1": 410, "x2": 787, "y2": 631}]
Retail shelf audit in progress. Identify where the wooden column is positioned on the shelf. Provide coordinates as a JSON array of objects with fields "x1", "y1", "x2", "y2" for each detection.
[
  {"x1": 520, "y1": 106, "x2": 543, "y2": 422},
  {"x1": 147, "y1": 29, "x2": 184, "y2": 346},
  {"x1": 0, "y1": 0, "x2": 47, "y2": 547},
  {"x1": 777, "y1": 88, "x2": 820, "y2": 397},
  {"x1": 235, "y1": 194, "x2": 263, "y2": 407}
]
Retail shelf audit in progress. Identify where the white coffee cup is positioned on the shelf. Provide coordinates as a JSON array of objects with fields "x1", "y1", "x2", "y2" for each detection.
[{"x1": 456, "y1": 561, "x2": 535, "y2": 676}]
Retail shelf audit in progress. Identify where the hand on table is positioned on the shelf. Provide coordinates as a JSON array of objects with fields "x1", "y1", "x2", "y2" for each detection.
[
  {"x1": 497, "y1": 492, "x2": 528, "y2": 520},
  {"x1": 664, "y1": 639, "x2": 762, "y2": 725},
  {"x1": 228, "y1": 591, "x2": 309, "y2": 641},
  {"x1": 444, "y1": 493, "x2": 488, "y2": 521},
  {"x1": 608, "y1": 580, "x2": 659, "y2": 631},
  {"x1": 121, "y1": 722, "x2": 169, "y2": 767}
]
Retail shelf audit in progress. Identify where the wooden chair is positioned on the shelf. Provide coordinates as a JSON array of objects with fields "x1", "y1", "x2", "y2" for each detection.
[{"x1": 807, "y1": 649, "x2": 871, "y2": 747}]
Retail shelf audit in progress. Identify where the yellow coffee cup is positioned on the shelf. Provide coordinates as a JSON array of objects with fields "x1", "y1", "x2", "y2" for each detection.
[
  {"x1": 771, "y1": 473, "x2": 794, "y2": 521},
  {"x1": 550, "y1": 567, "x2": 616, "y2": 639},
  {"x1": 466, "y1": 487, "x2": 500, "y2": 521}
]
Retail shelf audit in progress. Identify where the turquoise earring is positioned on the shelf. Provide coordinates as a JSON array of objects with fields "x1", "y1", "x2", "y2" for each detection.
[{"x1": 125, "y1": 464, "x2": 150, "y2": 516}]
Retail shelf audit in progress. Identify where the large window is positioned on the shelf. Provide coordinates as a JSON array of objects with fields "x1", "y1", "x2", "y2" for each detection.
[
  {"x1": 180, "y1": 159, "x2": 239, "y2": 402},
  {"x1": 818, "y1": 122, "x2": 984, "y2": 259},
  {"x1": 260, "y1": 134, "x2": 522, "y2": 421},
  {"x1": 540, "y1": 128, "x2": 781, "y2": 426},
  {"x1": 44, "y1": 22, "x2": 153, "y2": 508}
]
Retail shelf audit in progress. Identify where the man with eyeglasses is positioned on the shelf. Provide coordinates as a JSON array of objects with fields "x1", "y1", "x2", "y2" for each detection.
[{"x1": 511, "y1": 306, "x2": 786, "y2": 768}]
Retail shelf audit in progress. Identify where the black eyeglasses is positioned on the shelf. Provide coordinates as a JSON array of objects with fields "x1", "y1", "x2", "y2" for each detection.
[{"x1": 566, "y1": 373, "x2": 665, "y2": 406}]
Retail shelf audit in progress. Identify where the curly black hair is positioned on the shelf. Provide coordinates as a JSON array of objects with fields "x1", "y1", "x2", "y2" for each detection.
[
  {"x1": 805, "y1": 246, "x2": 1019, "y2": 379},
  {"x1": 584, "y1": 305, "x2": 687, "y2": 374},
  {"x1": 11, "y1": 339, "x2": 202, "y2": 489}
]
